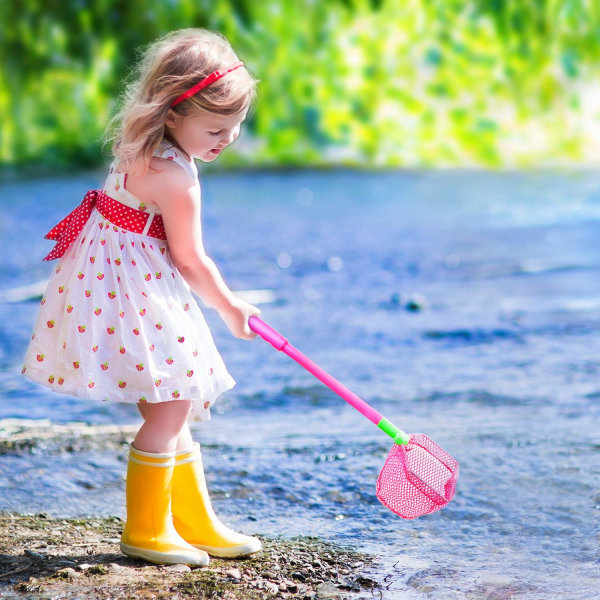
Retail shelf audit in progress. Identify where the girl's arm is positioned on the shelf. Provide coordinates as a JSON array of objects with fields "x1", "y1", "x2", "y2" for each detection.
[{"x1": 128, "y1": 160, "x2": 259, "y2": 339}]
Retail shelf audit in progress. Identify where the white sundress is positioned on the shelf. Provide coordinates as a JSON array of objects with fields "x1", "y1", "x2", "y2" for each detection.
[{"x1": 22, "y1": 141, "x2": 235, "y2": 419}]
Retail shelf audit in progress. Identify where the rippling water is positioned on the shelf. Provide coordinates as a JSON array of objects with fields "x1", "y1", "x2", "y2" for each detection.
[{"x1": 1, "y1": 169, "x2": 599, "y2": 599}]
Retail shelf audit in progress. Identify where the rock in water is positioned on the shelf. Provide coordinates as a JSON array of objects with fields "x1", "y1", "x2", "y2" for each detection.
[{"x1": 316, "y1": 581, "x2": 341, "y2": 599}]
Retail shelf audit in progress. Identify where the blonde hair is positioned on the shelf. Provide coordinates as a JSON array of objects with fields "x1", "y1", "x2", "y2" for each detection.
[{"x1": 105, "y1": 29, "x2": 257, "y2": 175}]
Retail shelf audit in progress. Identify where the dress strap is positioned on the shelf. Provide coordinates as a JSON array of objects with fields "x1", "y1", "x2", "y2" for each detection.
[{"x1": 153, "y1": 140, "x2": 198, "y2": 181}]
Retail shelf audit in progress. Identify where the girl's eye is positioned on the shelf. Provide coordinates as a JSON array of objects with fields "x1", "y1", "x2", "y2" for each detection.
[{"x1": 209, "y1": 130, "x2": 222, "y2": 136}]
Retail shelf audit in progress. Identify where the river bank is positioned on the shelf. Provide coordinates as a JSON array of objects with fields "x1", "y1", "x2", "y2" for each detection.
[
  {"x1": 0, "y1": 419, "x2": 379, "y2": 598},
  {"x1": 0, "y1": 512, "x2": 378, "y2": 600},
  {"x1": 0, "y1": 419, "x2": 379, "y2": 599}
]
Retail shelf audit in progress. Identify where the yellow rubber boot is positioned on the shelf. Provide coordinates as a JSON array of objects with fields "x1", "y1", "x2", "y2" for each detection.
[
  {"x1": 120, "y1": 445, "x2": 209, "y2": 566},
  {"x1": 172, "y1": 443, "x2": 262, "y2": 557}
]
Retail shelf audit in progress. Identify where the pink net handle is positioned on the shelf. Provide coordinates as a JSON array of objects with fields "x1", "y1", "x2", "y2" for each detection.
[
  {"x1": 249, "y1": 316, "x2": 383, "y2": 424},
  {"x1": 249, "y1": 317, "x2": 413, "y2": 443}
]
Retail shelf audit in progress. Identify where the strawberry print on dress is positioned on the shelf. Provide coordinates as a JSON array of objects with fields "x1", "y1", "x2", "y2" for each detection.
[{"x1": 21, "y1": 141, "x2": 235, "y2": 420}]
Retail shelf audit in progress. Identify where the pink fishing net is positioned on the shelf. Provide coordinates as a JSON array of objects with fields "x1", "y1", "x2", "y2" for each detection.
[{"x1": 376, "y1": 434, "x2": 459, "y2": 519}]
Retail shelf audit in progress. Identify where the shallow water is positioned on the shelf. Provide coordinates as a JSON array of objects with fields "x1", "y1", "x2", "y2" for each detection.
[{"x1": 1, "y1": 168, "x2": 599, "y2": 598}]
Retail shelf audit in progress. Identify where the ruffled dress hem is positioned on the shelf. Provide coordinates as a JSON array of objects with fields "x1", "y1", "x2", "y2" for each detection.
[{"x1": 23, "y1": 365, "x2": 235, "y2": 420}]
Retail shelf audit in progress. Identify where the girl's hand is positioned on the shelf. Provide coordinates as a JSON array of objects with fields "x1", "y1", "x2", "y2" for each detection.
[{"x1": 220, "y1": 298, "x2": 260, "y2": 340}]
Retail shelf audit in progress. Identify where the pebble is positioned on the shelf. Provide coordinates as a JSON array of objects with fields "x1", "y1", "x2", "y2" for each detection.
[
  {"x1": 385, "y1": 292, "x2": 428, "y2": 312},
  {"x1": 88, "y1": 564, "x2": 109, "y2": 575},
  {"x1": 30, "y1": 541, "x2": 47, "y2": 550},
  {"x1": 264, "y1": 581, "x2": 279, "y2": 594},
  {"x1": 283, "y1": 579, "x2": 298, "y2": 592},
  {"x1": 404, "y1": 293, "x2": 428, "y2": 312},
  {"x1": 162, "y1": 564, "x2": 191, "y2": 573},
  {"x1": 260, "y1": 570, "x2": 277, "y2": 579},
  {"x1": 24, "y1": 549, "x2": 47, "y2": 561},
  {"x1": 56, "y1": 567, "x2": 79, "y2": 579},
  {"x1": 355, "y1": 575, "x2": 378, "y2": 588},
  {"x1": 57, "y1": 559, "x2": 78, "y2": 567},
  {"x1": 224, "y1": 568, "x2": 242, "y2": 580},
  {"x1": 316, "y1": 581, "x2": 341, "y2": 600},
  {"x1": 76, "y1": 563, "x2": 94, "y2": 572}
]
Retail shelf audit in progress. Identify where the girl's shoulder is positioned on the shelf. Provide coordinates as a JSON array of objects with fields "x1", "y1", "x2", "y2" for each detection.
[{"x1": 122, "y1": 140, "x2": 199, "y2": 209}]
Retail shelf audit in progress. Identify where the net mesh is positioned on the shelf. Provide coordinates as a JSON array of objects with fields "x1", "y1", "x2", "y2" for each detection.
[{"x1": 376, "y1": 433, "x2": 459, "y2": 519}]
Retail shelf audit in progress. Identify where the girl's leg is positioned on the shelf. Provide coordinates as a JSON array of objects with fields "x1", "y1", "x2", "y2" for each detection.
[
  {"x1": 136, "y1": 398, "x2": 259, "y2": 556},
  {"x1": 176, "y1": 422, "x2": 195, "y2": 452},
  {"x1": 133, "y1": 400, "x2": 192, "y2": 454},
  {"x1": 121, "y1": 399, "x2": 209, "y2": 566},
  {"x1": 136, "y1": 401, "x2": 194, "y2": 451}
]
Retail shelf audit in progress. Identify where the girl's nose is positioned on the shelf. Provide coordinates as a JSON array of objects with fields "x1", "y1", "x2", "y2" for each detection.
[{"x1": 223, "y1": 127, "x2": 239, "y2": 145}]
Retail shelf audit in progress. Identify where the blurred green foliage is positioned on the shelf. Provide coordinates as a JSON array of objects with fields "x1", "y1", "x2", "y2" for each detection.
[{"x1": 2, "y1": 0, "x2": 600, "y2": 171}]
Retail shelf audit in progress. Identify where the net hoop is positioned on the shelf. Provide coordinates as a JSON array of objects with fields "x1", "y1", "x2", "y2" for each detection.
[{"x1": 376, "y1": 433, "x2": 459, "y2": 519}]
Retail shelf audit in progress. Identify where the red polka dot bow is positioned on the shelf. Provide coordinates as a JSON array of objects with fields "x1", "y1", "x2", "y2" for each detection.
[{"x1": 43, "y1": 190, "x2": 100, "y2": 261}]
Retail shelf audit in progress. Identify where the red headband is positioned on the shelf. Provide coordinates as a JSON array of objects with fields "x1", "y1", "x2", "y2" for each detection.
[{"x1": 171, "y1": 62, "x2": 244, "y2": 107}]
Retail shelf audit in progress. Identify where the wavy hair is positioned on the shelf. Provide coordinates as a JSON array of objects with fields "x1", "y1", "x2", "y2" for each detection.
[{"x1": 105, "y1": 29, "x2": 257, "y2": 175}]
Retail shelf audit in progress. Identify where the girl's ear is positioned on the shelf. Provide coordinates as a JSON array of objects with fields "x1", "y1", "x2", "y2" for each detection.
[{"x1": 165, "y1": 109, "x2": 179, "y2": 129}]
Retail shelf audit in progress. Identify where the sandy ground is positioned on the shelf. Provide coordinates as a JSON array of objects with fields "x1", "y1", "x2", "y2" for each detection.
[{"x1": 0, "y1": 512, "x2": 379, "y2": 600}]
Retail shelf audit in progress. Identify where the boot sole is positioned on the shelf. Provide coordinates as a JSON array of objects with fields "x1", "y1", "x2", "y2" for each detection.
[
  {"x1": 120, "y1": 542, "x2": 209, "y2": 566},
  {"x1": 192, "y1": 538, "x2": 262, "y2": 558}
]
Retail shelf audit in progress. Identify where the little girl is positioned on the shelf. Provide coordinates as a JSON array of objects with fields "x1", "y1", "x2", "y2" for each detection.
[{"x1": 22, "y1": 29, "x2": 262, "y2": 567}]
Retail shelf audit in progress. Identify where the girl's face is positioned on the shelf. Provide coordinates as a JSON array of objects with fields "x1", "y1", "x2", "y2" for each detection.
[{"x1": 165, "y1": 108, "x2": 248, "y2": 162}]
